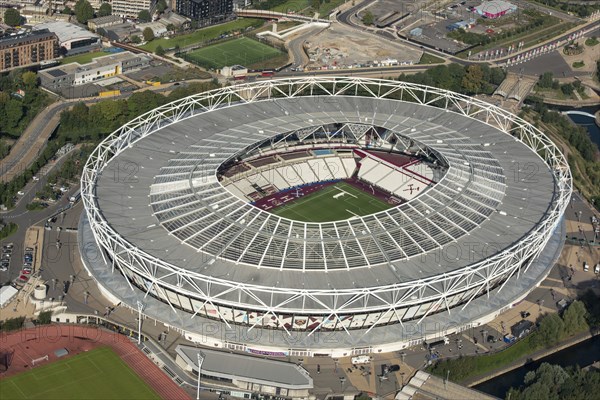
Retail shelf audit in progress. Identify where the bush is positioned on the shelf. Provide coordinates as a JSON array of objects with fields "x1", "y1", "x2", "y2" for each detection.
[
  {"x1": 36, "y1": 310, "x2": 53, "y2": 325},
  {"x1": 0, "y1": 316, "x2": 25, "y2": 331}
]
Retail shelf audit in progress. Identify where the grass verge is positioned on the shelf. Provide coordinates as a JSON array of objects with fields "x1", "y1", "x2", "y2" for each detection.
[{"x1": 140, "y1": 19, "x2": 264, "y2": 52}]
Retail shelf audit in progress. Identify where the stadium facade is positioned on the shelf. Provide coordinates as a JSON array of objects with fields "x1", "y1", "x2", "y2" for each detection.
[{"x1": 80, "y1": 77, "x2": 571, "y2": 357}]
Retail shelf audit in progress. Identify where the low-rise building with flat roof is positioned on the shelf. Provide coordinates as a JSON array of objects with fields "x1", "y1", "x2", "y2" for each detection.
[
  {"x1": 39, "y1": 51, "x2": 151, "y2": 90},
  {"x1": 33, "y1": 21, "x2": 101, "y2": 55},
  {"x1": 175, "y1": 345, "x2": 313, "y2": 399}
]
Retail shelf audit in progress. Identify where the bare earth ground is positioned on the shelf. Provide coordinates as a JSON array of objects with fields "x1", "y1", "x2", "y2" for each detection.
[{"x1": 305, "y1": 24, "x2": 422, "y2": 68}]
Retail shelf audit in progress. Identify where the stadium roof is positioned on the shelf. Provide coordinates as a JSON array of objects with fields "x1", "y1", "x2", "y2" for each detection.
[{"x1": 94, "y1": 95, "x2": 555, "y2": 308}]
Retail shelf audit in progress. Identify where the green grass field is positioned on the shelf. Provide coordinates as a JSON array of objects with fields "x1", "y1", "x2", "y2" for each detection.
[
  {"x1": 185, "y1": 37, "x2": 284, "y2": 69},
  {"x1": 140, "y1": 18, "x2": 263, "y2": 52},
  {"x1": 0, "y1": 347, "x2": 160, "y2": 399},
  {"x1": 60, "y1": 51, "x2": 108, "y2": 65},
  {"x1": 272, "y1": 182, "x2": 391, "y2": 222}
]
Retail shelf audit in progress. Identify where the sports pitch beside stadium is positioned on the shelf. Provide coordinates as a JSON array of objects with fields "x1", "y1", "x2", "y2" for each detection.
[
  {"x1": 0, "y1": 347, "x2": 159, "y2": 399},
  {"x1": 185, "y1": 37, "x2": 284, "y2": 69},
  {"x1": 272, "y1": 182, "x2": 391, "y2": 222}
]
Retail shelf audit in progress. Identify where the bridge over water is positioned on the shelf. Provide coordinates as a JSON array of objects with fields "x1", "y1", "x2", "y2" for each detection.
[{"x1": 562, "y1": 110, "x2": 597, "y2": 118}]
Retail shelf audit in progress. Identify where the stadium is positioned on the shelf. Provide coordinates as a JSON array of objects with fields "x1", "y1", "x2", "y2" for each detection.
[{"x1": 79, "y1": 77, "x2": 571, "y2": 357}]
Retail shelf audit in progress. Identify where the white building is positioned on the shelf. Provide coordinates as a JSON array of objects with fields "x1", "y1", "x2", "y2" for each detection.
[
  {"x1": 112, "y1": 0, "x2": 152, "y2": 19},
  {"x1": 39, "y1": 51, "x2": 151, "y2": 89}
]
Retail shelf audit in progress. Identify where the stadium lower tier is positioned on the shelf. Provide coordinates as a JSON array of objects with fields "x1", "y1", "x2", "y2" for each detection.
[{"x1": 79, "y1": 213, "x2": 566, "y2": 355}]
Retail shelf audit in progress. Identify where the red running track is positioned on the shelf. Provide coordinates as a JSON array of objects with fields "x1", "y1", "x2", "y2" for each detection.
[{"x1": 0, "y1": 325, "x2": 191, "y2": 400}]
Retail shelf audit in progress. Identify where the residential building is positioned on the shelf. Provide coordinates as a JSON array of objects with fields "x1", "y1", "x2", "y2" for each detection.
[
  {"x1": 0, "y1": 29, "x2": 59, "y2": 71},
  {"x1": 33, "y1": 22, "x2": 101, "y2": 55},
  {"x1": 176, "y1": 0, "x2": 234, "y2": 26},
  {"x1": 39, "y1": 51, "x2": 151, "y2": 90},
  {"x1": 112, "y1": 0, "x2": 153, "y2": 19}
]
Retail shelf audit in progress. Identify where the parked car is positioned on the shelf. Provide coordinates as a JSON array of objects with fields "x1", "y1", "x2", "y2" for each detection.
[
  {"x1": 17, "y1": 191, "x2": 25, "y2": 195},
  {"x1": 21, "y1": 269, "x2": 31, "y2": 275},
  {"x1": 17, "y1": 275, "x2": 29, "y2": 283}
]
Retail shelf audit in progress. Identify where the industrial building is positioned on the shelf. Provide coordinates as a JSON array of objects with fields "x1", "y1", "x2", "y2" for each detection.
[
  {"x1": 88, "y1": 15, "x2": 124, "y2": 32},
  {"x1": 474, "y1": 0, "x2": 517, "y2": 19},
  {"x1": 0, "y1": 29, "x2": 59, "y2": 71},
  {"x1": 38, "y1": 51, "x2": 150, "y2": 90},
  {"x1": 33, "y1": 22, "x2": 101, "y2": 55},
  {"x1": 176, "y1": 0, "x2": 234, "y2": 26}
]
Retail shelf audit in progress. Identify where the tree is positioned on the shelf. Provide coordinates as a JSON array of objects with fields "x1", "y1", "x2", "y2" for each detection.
[
  {"x1": 311, "y1": 0, "x2": 321, "y2": 10},
  {"x1": 3, "y1": 8, "x2": 21, "y2": 26},
  {"x1": 98, "y1": 2, "x2": 112, "y2": 17},
  {"x1": 131, "y1": 35, "x2": 142, "y2": 44},
  {"x1": 535, "y1": 312, "x2": 564, "y2": 347},
  {"x1": 155, "y1": 45, "x2": 165, "y2": 56},
  {"x1": 362, "y1": 11, "x2": 374, "y2": 26},
  {"x1": 538, "y1": 71, "x2": 554, "y2": 88},
  {"x1": 74, "y1": 0, "x2": 94, "y2": 24},
  {"x1": 461, "y1": 65, "x2": 484, "y2": 93},
  {"x1": 156, "y1": 0, "x2": 167, "y2": 13},
  {"x1": 562, "y1": 300, "x2": 588, "y2": 335},
  {"x1": 142, "y1": 27, "x2": 155, "y2": 42},
  {"x1": 560, "y1": 82, "x2": 574, "y2": 95},
  {"x1": 37, "y1": 310, "x2": 53, "y2": 325},
  {"x1": 138, "y1": 9, "x2": 151, "y2": 22},
  {"x1": 62, "y1": 6, "x2": 73, "y2": 14},
  {"x1": 22, "y1": 71, "x2": 38, "y2": 89},
  {"x1": 506, "y1": 363, "x2": 600, "y2": 400}
]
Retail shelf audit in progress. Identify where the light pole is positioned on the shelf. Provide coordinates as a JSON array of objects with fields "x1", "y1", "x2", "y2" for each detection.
[
  {"x1": 339, "y1": 376, "x2": 346, "y2": 392},
  {"x1": 136, "y1": 301, "x2": 144, "y2": 345},
  {"x1": 196, "y1": 351, "x2": 205, "y2": 400}
]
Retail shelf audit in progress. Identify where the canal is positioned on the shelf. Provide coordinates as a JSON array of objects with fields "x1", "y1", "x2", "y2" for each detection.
[{"x1": 474, "y1": 335, "x2": 600, "y2": 398}]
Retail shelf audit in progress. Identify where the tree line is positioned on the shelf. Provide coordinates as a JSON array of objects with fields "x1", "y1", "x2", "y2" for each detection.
[
  {"x1": 0, "y1": 70, "x2": 52, "y2": 138},
  {"x1": 506, "y1": 362, "x2": 600, "y2": 400},
  {"x1": 0, "y1": 81, "x2": 219, "y2": 208},
  {"x1": 397, "y1": 63, "x2": 506, "y2": 95},
  {"x1": 427, "y1": 299, "x2": 596, "y2": 382}
]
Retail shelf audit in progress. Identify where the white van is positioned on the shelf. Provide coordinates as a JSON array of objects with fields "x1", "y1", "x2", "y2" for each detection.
[
  {"x1": 351, "y1": 355, "x2": 371, "y2": 365},
  {"x1": 595, "y1": 263, "x2": 599, "y2": 274},
  {"x1": 583, "y1": 262, "x2": 589, "y2": 272}
]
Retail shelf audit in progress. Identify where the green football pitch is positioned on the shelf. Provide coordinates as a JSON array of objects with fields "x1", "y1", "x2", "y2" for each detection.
[
  {"x1": 272, "y1": 182, "x2": 391, "y2": 222},
  {"x1": 185, "y1": 37, "x2": 283, "y2": 69},
  {"x1": 0, "y1": 347, "x2": 160, "y2": 399}
]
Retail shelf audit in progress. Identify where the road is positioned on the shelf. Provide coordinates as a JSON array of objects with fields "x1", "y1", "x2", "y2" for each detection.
[
  {"x1": 0, "y1": 101, "x2": 71, "y2": 183},
  {"x1": 0, "y1": 79, "x2": 197, "y2": 185},
  {"x1": 0, "y1": 152, "x2": 77, "y2": 285}
]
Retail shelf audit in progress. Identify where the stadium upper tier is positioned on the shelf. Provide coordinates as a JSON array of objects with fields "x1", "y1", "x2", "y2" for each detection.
[{"x1": 82, "y1": 78, "x2": 569, "y2": 330}]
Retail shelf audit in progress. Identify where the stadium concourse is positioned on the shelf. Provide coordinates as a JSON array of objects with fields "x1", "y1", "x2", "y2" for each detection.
[{"x1": 79, "y1": 77, "x2": 571, "y2": 357}]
